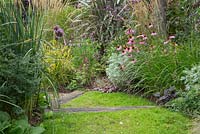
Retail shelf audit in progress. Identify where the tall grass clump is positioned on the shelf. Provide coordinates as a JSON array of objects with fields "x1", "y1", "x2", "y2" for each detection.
[
  {"x1": 87, "y1": 0, "x2": 134, "y2": 59},
  {"x1": 128, "y1": 37, "x2": 200, "y2": 95},
  {"x1": 0, "y1": 0, "x2": 44, "y2": 117}
]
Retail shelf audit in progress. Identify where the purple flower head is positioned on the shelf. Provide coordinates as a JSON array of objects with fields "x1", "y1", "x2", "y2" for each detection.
[
  {"x1": 23, "y1": 0, "x2": 30, "y2": 7},
  {"x1": 53, "y1": 25, "x2": 64, "y2": 40},
  {"x1": 55, "y1": 28, "x2": 64, "y2": 37},
  {"x1": 54, "y1": 25, "x2": 60, "y2": 31}
]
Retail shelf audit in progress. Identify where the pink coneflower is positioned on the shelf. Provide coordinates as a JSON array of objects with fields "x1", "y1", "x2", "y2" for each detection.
[
  {"x1": 169, "y1": 35, "x2": 175, "y2": 39},
  {"x1": 128, "y1": 47, "x2": 133, "y2": 53},
  {"x1": 143, "y1": 36, "x2": 148, "y2": 40},
  {"x1": 131, "y1": 59, "x2": 137, "y2": 64},
  {"x1": 130, "y1": 36, "x2": 135, "y2": 40},
  {"x1": 126, "y1": 28, "x2": 135, "y2": 35},
  {"x1": 125, "y1": 47, "x2": 129, "y2": 52},
  {"x1": 148, "y1": 23, "x2": 153, "y2": 28},
  {"x1": 164, "y1": 40, "x2": 170, "y2": 45},
  {"x1": 128, "y1": 54, "x2": 132, "y2": 58},
  {"x1": 122, "y1": 50, "x2": 127, "y2": 55},
  {"x1": 151, "y1": 31, "x2": 157, "y2": 36},
  {"x1": 137, "y1": 34, "x2": 145, "y2": 38},
  {"x1": 127, "y1": 39, "x2": 135, "y2": 45},
  {"x1": 139, "y1": 41, "x2": 145, "y2": 45},
  {"x1": 117, "y1": 46, "x2": 122, "y2": 51}
]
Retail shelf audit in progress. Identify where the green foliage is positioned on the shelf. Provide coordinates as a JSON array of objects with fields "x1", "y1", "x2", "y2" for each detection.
[
  {"x1": 167, "y1": 64, "x2": 200, "y2": 117},
  {"x1": 167, "y1": 88, "x2": 200, "y2": 117},
  {"x1": 0, "y1": 111, "x2": 45, "y2": 134},
  {"x1": 181, "y1": 64, "x2": 200, "y2": 90},
  {"x1": 43, "y1": 40, "x2": 74, "y2": 90},
  {"x1": 166, "y1": 0, "x2": 200, "y2": 41},
  {"x1": 0, "y1": 0, "x2": 44, "y2": 115},
  {"x1": 44, "y1": 111, "x2": 54, "y2": 119},
  {"x1": 128, "y1": 41, "x2": 200, "y2": 94},
  {"x1": 71, "y1": 39, "x2": 102, "y2": 87},
  {"x1": 0, "y1": 111, "x2": 11, "y2": 133}
]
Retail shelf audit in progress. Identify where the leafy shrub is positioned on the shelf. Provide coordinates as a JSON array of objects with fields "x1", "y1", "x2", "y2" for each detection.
[
  {"x1": 167, "y1": 64, "x2": 200, "y2": 117},
  {"x1": 106, "y1": 53, "x2": 129, "y2": 88},
  {"x1": 71, "y1": 39, "x2": 102, "y2": 87},
  {"x1": 181, "y1": 64, "x2": 200, "y2": 90},
  {"x1": 167, "y1": 88, "x2": 200, "y2": 117},
  {"x1": 0, "y1": 0, "x2": 44, "y2": 116},
  {"x1": 166, "y1": 0, "x2": 200, "y2": 41},
  {"x1": 0, "y1": 111, "x2": 45, "y2": 134}
]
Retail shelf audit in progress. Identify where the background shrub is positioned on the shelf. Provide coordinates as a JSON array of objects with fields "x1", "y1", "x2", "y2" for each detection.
[
  {"x1": 166, "y1": 0, "x2": 200, "y2": 42},
  {"x1": 71, "y1": 39, "x2": 103, "y2": 88},
  {"x1": 43, "y1": 40, "x2": 74, "y2": 91}
]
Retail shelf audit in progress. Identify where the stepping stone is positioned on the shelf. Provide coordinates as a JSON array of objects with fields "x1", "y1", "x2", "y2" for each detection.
[
  {"x1": 50, "y1": 90, "x2": 84, "y2": 109},
  {"x1": 52, "y1": 106, "x2": 156, "y2": 113},
  {"x1": 59, "y1": 90, "x2": 85, "y2": 104},
  {"x1": 192, "y1": 119, "x2": 200, "y2": 134}
]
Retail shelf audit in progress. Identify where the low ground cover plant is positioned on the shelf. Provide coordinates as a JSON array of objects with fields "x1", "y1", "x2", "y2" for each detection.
[{"x1": 167, "y1": 64, "x2": 200, "y2": 117}]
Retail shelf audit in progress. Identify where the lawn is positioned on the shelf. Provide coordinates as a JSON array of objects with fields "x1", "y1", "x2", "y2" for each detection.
[
  {"x1": 61, "y1": 91, "x2": 154, "y2": 108},
  {"x1": 43, "y1": 108, "x2": 190, "y2": 134},
  {"x1": 43, "y1": 91, "x2": 191, "y2": 134}
]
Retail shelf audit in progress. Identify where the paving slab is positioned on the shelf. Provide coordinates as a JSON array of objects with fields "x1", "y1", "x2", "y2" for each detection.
[{"x1": 51, "y1": 106, "x2": 156, "y2": 113}]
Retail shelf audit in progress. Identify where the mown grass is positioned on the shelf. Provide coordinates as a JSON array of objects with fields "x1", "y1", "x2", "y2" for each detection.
[
  {"x1": 61, "y1": 91, "x2": 154, "y2": 108},
  {"x1": 43, "y1": 108, "x2": 191, "y2": 134}
]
